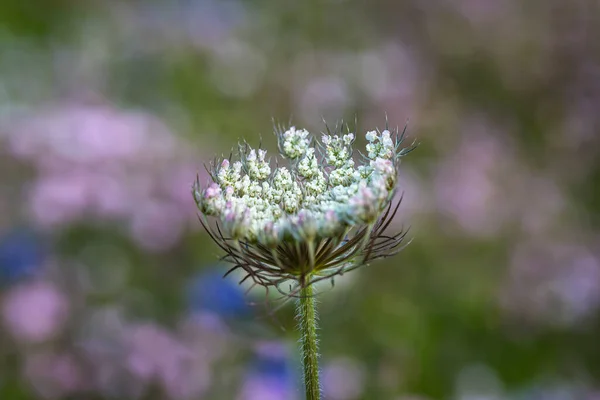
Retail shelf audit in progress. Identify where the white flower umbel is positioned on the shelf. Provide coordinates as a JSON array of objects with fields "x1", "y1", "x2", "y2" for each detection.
[
  {"x1": 193, "y1": 121, "x2": 416, "y2": 400},
  {"x1": 193, "y1": 121, "x2": 416, "y2": 292}
]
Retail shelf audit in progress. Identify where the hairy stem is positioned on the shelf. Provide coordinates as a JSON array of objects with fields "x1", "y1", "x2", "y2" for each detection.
[{"x1": 298, "y1": 283, "x2": 321, "y2": 400}]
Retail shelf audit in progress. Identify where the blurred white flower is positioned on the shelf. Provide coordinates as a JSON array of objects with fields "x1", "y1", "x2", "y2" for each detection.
[
  {"x1": 296, "y1": 76, "x2": 349, "y2": 123},
  {"x1": 209, "y1": 39, "x2": 266, "y2": 98},
  {"x1": 357, "y1": 42, "x2": 423, "y2": 106},
  {"x1": 454, "y1": 363, "x2": 506, "y2": 400}
]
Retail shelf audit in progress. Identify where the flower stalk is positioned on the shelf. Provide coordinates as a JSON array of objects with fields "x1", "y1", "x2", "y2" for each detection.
[{"x1": 298, "y1": 282, "x2": 320, "y2": 400}]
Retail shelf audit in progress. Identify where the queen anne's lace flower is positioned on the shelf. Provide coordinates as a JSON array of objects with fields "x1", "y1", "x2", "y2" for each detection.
[
  {"x1": 193, "y1": 122, "x2": 416, "y2": 293},
  {"x1": 280, "y1": 126, "x2": 311, "y2": 159}
]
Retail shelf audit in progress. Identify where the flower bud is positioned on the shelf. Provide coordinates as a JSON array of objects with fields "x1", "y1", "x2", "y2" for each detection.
[
  {"x1": 259, "y1": 221, "x2": 281, "y2": 248},
  {"x1": 296, "y1": 210, "x2": 318, "y2": 239}
]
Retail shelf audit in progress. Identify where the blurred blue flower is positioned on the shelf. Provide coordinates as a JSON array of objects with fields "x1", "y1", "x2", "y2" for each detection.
[
  {"x1": 253, "y1": 348, "x2": 291, "y2": 382},
  {"x1": 0, "y1": 228, "x2": 44, "y2": 284},
  {"x1": 242, "y1": 342, "x2": 297, "y2": 400},
  {"x1": 187, "y1": 268, "x2": 251, "y2": 318}
]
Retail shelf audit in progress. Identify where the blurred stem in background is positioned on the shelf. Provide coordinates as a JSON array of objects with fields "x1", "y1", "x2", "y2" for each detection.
[{"x1": 298, "y1": 283, "x2": 321, "y2": 400}]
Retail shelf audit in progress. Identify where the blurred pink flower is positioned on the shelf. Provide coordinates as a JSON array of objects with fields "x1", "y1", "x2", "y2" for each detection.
[
  {"x1": 444, "y1": 0, "x2": 514, "y2": 27},
  {"x1": 6, "y1": 104, "x2": 175, "y2": 164},
  {"x1": 2, "y1": 281, "x2": 69, "y2": 343},
  {"x1": 4, "y1": 103, "x2": 208, "y2": 251},
  {"x1": 177, "y1": 313, "x2": 233, "y2": 364},
  {"x1": 126, "y1": 323, "x2": 189, "y2": 381},
  {"x1": 74, "y1": 310, "x2": 232, "y2": 399},
  {"x1": 128, "y1": 200, "x2": 187, "y2": 252},
  {"x1": 435, "y1": 128, "x2": 511, "y2": 236},
  {"x1": 501, "y1": 242, "x2": 600, "y2": 327},
  {"x1": 322, "y1": 357, "x2": 366, "y2": 400},
  {"x1": 28, "y1": 172, "x2": 90, "y2": 227},
  {"x1": 125, "y1": 323, "x2": 210, "y2": 399},
  {"x1": 24, "y1": 351, "x2": 83, "y2": 399},
  {"x1": 433, "y1": 116, "x2": 565, "y2": 238}
]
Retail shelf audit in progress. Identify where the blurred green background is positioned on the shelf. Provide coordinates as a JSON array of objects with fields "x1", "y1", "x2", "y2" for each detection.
[{"x1": 1, "y1": 0, "x2": 600, "y2": 399}]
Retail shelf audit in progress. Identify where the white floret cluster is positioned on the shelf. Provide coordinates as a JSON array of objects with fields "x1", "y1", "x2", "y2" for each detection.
[{"x1": 195, "y1": 126, "x2": 401, "y2": 245}]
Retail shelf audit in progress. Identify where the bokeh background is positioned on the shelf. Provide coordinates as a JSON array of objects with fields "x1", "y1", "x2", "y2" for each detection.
[{"x1": 1, "y1": 1, "x2": 600, "y2": 399}]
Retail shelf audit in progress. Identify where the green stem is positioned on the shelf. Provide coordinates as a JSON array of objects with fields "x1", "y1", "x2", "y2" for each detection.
[{"x1": 298, "y1": 283, "x2": 321, "y2": 400}]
